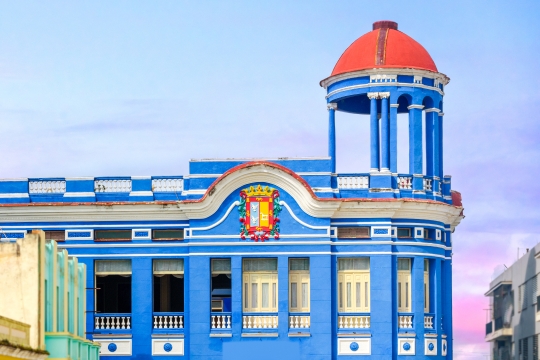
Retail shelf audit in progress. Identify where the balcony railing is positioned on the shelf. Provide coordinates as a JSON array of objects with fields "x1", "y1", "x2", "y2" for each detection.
[
  {"x1": 94, "y1": 179, "x2": 132, "y2": 193},
  {"x1": 424, "y1": 314, "x2": 434, "y2": 329},
  {"x1": 95, "y1": 314, "x2": 131, "y2": 330},
  {"x1": 242, "y1": 313, "x2": 278, "y2": 329},
  {"x1": 211, "y1": 312, "x2": 232, "y2": 329},
  {"x1": 153, "y1": 312, "x2": 184, "y2": 329},
  {"x1": 289, "y1": 313, "x2": 310, "y2": 329},
  {"x1": 0, "y1": 315, "x2": 30, "y2": 346},
  {"x1": 398, "y1": 313, "x2": 413, "y2": 329},
  {"x1": 397, "y1": 176, "x2": 412, "y2": 190},
  {"x1": 337, "y1": 313, "x2": 370, "y2": 329},
  {"x1": 29, "y1": 180, "x2": 66, "y2": 194},
  {"x1": 486, "y1": 321, "x2": 493, "y2": 335},
  {"x1": 337, "y1": 175, "x2": 369, "y2": 189}
]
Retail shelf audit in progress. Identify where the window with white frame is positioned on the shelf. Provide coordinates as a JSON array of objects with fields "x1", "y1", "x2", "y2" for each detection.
[
  {"x1": 95, "y1": 260, "x2": 132, "y2": 313},
  {"x1": 424, "y1": 259, "x2": 430, "y2": 312},
  {"x1": 211, "y1": 259, "x2": 231, "y2": 312},
  {"x1": 398, "y1": 258, "x2": 411, "y2": 312},
  {"x1": 337, "y1": 258, "x2": 370, "y2": 313},
  {"x1": 243, "y1": 259, "x2": 278, "y2": 313},
  {"x1": 153, "y1": 259, "x2": 184, "y2": 312},
  {"x1": 289, "y1": 259, "x2": 310, "y2": 313}
]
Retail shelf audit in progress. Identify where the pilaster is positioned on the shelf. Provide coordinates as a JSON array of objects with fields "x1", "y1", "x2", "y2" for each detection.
[
  {"x1": 327, "y1": 103, "x2": 338, "y2": 174},
  {"x1": 368, "y1": 93, "x2": 380, "y2": 171}
]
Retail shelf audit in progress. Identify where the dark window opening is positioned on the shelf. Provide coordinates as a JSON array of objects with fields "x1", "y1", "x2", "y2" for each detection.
[
  {"x1": 424, "y1": 229, "x2": 431, "y2": 239},
  {"x1": 95, "y1": 230, "x2": 131, "y2": 242},
  {"x1": 96, "y1": 275, "x2": 132, "y2": 313},
  {"x1": 211, "y1": 259, "x2": 231, "y2": 312},
  {"x1": 397, "y1": 228, "x2": 411, "y2": 238},
  {"x1": 153, "y1": 229, "x2": 184, "y2": 241},
  {"x1": 45, "y1": 231, "x2": 65, "y2": 242},
  {"x1": 337, "y1": 227, "x2": 370, "y2": 239},
  {"x1": 153, "y1": 275, "x2": 184, "y2": 312}
]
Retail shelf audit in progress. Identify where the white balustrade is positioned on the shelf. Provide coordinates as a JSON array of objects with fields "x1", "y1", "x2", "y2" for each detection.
[
  {"x1": 424, "y1": 315, "x2": 434, "y2": 329},
  {"x1": 152, "y1": 178, "x2": 184, "y2": 192},
  {"x1": 337, "y1": 315, "x2": 370, "y2": 329},
  {"x1": 337, "y1": 176, "x2": 369, "y2": 189},
  {"x1": 94, "y1": 179, "x2": 132, "y2": 193},
  {"x1": 211, "y1": 315, "x2": 232, "y2": 329},
  {"x1": 423, "y1": 178, "x2": 433, "y2": 191},
  {"x1": 94, "y1": 316, "x2": 131, "y2": 330},
  {"x1": 153, "y1": 315, "x2": 184, "y2": 329},
  {"x1": 242, "y1": 315, "x2": 278, "y2": 329},
  {"x1": 29, "y1": 181, "x2": 66, "y2": 194},
  {"x1": 289, "y1": 315, "x2": 310, "y2": 329},
  {"x1": 398, "y1": 315, "x2": 413, "y2": 329},
  {"x1": 397, "y1": 177, "x2": 412, "y2": 190}
]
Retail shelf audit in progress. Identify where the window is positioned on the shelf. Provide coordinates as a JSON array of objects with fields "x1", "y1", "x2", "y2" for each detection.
[
  {"x1": 423, "y1": 229, "x2": 431, "y2": 240},
  {"x1": 153, "y1": 259, "x2": 184, "y2": 312},
  {"x1": 96, "y1": 260, "x2": 132, "y2": 313},
  {"x1": 45, "y1": 231, "x2": 65, "y2": 242},
  {"x1": 211, "y1": 259, "x2": 231, "y2": 312},
  {"x1": 397, "y1": 228, "x2": 411, "y2": 238},
  {"x1": 95, "y1": 230, "x2": 131, "y2": 242},
  {"x1": 424, "y1": 259, "x2": 430, "y2": 312},
  {"x1": 337, "y1": 227, "x2": 369, "y2": 239},
  {"x1": 337, "y1": 258, "x2": 370, "y2": 313},
  {"x1": 243, "y1": 259, "x2": 277, "y2": 312},
  {"x1": 398, "y1": 258, "x2": 411, "y2": 312},
  {"x1": 289, "y1": 259, "x2": 310, "y2": 313},
  {"x1": 153, "y1": 229, "x2": 184, "y2": 241}
]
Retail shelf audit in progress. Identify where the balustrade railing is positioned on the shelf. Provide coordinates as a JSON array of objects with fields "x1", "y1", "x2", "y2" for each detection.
[
  {"x1": 94, "y1": 179, "x2": 132, "y2": 193},
  {"x1": 337, "y1": 176, "x2": 369, "y2": 189},
  {"x1": 153, "y1": 312, "x2": 184, "y2": 329},
  {"x1": 242, "y1": 314, "x2": 278, "y2": 329},
  {"x1": 423, "y1": 178, "x2": 433, "y2": 191},
  {"x1": 424, "y1": 314, "x2": 434, "y2": 329},
  {"x1": 397, "y1": 176, "x2": 412, "y2": 190},
  {"x1": 289, "y1": 314, "x2": 310, "y2": 329},
  {"x1": 29, "y1": 180, "x2": 66, "y2": 194},
  {"x1": 152, "y1": 178, "x2": 184, "y2": 192},
  {"x1": 211, "y1": 312, "x2": 231, "y2": 329},
  {"x1": 338, "y1": 314, "x2": 370, "y2": 329},
  {"x1": 398, "y1": 314, "x2": 413, "y2": 329},
  {"x1": 95, "y1": 314, "x2": 131, "y2": 330}
]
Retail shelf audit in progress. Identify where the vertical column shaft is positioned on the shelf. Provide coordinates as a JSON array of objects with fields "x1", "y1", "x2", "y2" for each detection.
[
  {"x1": 389, "y1": 104, "x2": 398, "y2": 173},
  {"x1": 327, "y1": 103, "x2": 337, "y2": 174},
  {"x1": 369, "y1": 93, "x2": 380, "y2": 171},
  {"x1": 439, "y1": 113, "x2": 444, "y2": 179},
  {"x1": 380, "y1": 94, "x2": 390, "y2": 171},
  {"x1": 408, "y1": 105, "x2": 424, "y2": 175},
  {"x1": 425, "y1": 110, "x2": 435, "y2": 176}
]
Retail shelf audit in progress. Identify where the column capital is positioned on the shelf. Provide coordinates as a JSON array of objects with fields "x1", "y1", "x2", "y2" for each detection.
[
  {"x1": 407, "y1": 104, "x2": 425, "y2": 110},
  {"x1": 424, "y1": 108, "x2": 441, "y2": 113},
  {"x1": 379, "y1": 92, "x2": 390, "y2": 99},
  {"x1": 390, "y1": 104, "x2": 399, "y2": 108},
  {"x1": 367, "y1": 92, "x2": 379, "y2": 100},
  {"x1": 438, "y1": 112, "x2": 445, "y2": 117},
  {"x1": 327, "y1": 103, "x2": 338, "y2": 110}
]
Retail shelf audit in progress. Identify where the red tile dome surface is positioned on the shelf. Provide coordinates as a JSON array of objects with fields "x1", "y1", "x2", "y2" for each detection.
[{"x1": 331, "y1": 21, "x2": 438, "y2": 76}]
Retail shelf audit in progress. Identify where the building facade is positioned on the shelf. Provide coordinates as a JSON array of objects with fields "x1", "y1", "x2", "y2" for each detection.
[
  {"x1": 0, "y1": 21, "x2": 463, "y2": 359},
  {"x1": 0, "y1": 230, "x2": 99, "y2": 360},
  {"x1": 485, "y1": 243, "x2": 540, "y2": 360}
]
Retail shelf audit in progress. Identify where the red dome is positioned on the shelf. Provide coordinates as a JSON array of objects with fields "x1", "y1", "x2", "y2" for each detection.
[{"x1": 331, "y1": 21, "x2": 438, "y2": 76}]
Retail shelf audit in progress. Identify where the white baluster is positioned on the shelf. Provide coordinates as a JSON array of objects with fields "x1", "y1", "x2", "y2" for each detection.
[
  {"x1": 95, "y1": 317, "x2": 100, "y2": 329},
  {"x1": 105, "y1": 317, "x2": 110, "y2": 329},
  {"x1": 211, "y1": 316, "x2": 216, "y2": 329},
  {"x1": 242, "y1": 316, "x2": 247, "y2": 329},
  {"x1": 338, "y1": 317, "x2": 343, "y2": 329},
  {"x1": 226, "y1": 315, "x2": 231, "y2": 328},
  {"x1": 179, "y1": 316, "x2": 183, "y2": 329}
]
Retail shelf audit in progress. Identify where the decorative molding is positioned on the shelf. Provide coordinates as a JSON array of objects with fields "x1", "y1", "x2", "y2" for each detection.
[
  {"x1": 131, "y1": 176, "x2": 151, "y2": 180},
  {"x1": 327, "y1": 103, "x2": 338, "y2": 110},
  {"x1": 407, "y1": 105, "x2": 425, "y2": 110},
  {"x1": 0, "y1": 193, "x2": 29, "y2": 198},
  {"x1": 93, "y1": 338, "x2": 132, "y2": 356},
  {"x1": 129, "y1": 191, "x2": 153, "y2": 197},
  {"x1": 132, "y1": 229, "x2": 151, "y2": 240},
  {"x1": 378, "y1": 92, "x2": 390, "y2": 99},
  {"x1": 439, "y1": 112, "x2": 445, "y2": 117},
  {"x1": 390, "y1": 104, "x2": 399, "y2": 108},
  {"x1": 66, "y1": 229, "x2": 94, "y2": 241},
  {"x1": 424, "y1": 108, "x2": 441, "y2": 113},
  {"x1": 63, "y1": 192, "x2": 95, "y2": 197},
  {"x1": 0, "y1": 178, "x2": 28, "y2": 182},
  {"x1": 371, "y1": 226, "x2": 391, "y2": 238},
  {"x1": 367, "y1": 92, "x2": 379, "y2": 100},
  {"x1": 337, "y1": 338, "x2": 371, "y2": 355},
  {"x1": 65, "y1": 177, "x2": 94, "y2": 181}
]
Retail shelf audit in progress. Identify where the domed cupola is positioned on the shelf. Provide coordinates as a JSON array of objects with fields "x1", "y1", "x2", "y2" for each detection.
[{"x1": 323, "y1": 21, "x2": 451, "y2": 203}]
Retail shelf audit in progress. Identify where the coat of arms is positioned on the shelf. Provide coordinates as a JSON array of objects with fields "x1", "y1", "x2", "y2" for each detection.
[{"x1": 238, "y1": 185, "x2": 281, "y2": 241}]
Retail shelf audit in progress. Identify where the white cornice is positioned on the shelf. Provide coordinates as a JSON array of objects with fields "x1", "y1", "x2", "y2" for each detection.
[
  {"x1": 407, "y1": 105, "x2": 425, "y2": 110},
  {"x1": 327, "y1": 103, "x2": 338, "y2": 110},
  {"x1": 320, "y1": 68, "x2": 450, "y2": 89}
]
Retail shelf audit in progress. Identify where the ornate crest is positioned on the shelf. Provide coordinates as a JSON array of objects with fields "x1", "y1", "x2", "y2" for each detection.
[{"x1": 238, "y1": 185, "x2": 281, "y2": 241}]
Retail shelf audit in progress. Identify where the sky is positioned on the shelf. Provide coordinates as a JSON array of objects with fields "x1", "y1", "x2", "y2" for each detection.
[{"x1": 1, "y1": 1, "x2": 539, "y2": 358}]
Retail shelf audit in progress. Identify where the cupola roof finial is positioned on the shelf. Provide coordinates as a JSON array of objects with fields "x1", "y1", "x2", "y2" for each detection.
[{"x1": 372, "y1": 20, "x2": 398, "y2": 31}]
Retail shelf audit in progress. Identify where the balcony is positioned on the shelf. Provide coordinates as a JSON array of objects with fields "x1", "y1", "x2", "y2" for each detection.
[
  {"x1": 242, "y1": 313, "x2": 278, "y2": 335},
  {"x1": 152, "y1": 312, "x2": 184, "y2": 332},
  {"x1": 337, "y1": 313, "x2": 370, "y2": 330},
  {"x1": 94, "y1": 314, "x2": 131, "y2": 331},
  {"x1": 210, "y1": 312, "x2": 232, "y2": 337},
  {"x1": 289, "y1": 313, "x2": 310, "y2": 331},
  {"x1": 485, "y1": 317, "x2": 512, "y2": 342},
  {"x1": 424, "y1": 313, "x2": 434, "y2": 330},
  {"x1": 398, "y1": 313, "x2": 413, "y2": 330}
]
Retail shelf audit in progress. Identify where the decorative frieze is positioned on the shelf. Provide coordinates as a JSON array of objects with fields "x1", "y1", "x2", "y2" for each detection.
[{"x1": 370, "y1": 74, "x2": 397, "y2": 83}]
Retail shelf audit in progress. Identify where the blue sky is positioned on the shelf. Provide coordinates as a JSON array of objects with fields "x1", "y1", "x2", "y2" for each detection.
[{"x1": 0, "y1": 1, "x2": 539, "y2": 357}]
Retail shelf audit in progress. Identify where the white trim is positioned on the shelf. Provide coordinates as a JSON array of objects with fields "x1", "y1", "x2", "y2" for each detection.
[
  {"x1": 183, "y1": 174, "x2": 220, "y2": 179},
  {"x1": 0, "y1": 193, "x2": 29, "y2": 198},
  {"x1": 435, "y1": 229, "x2": 442, "y2": 241},
  {"x1": 181, "y1": 189, "x2": 206, "y2": 196},
  {"x1": 66, "y1": 229, "x2": 94, "y2": 240},
  {"x1": 312, "y1": 187, "x2": 339, "y2": 193},
  {"x1": 407, "y1": 105, "x2": 425, "y2": 110},
  {"x1": 70, "y1": 251, "x2": 451, "y2": 259},
  {"x1": 371, "y1": 226, "x2": 391, "y2": 238},
  {"x1": 424, "y1": 108, "x2": 441, "y2": 113},
  {"x1": 326, "y1": 82, "x2": 443, "y2": 100},
  {"x1": 0, "y1": 223, "x2": 188, "y2": 229},
  {"x1": 330, "y1": 227, "x2": 338, "y2": 238},
  {"x1": 391, "y1": 226, "x2": 397, "y2": 238},
  {"x1": 414, "y1": 227, "x2": 424, "y2": 239},
  {"x1": 296, "y1": 172, "x2": 333, "y2": 176},
  {"x1": 327, "y1": 103, "x2": 338, "y2": 110},
  {"x1": 188, "y1": 201, "x2": 240, "y2": 235},
  {"x1": 279, "y1": 201, "x2": 329, "y2": 232},
  {"x1": 390, "y1": 104, "x2": 399, "y2": 108},
  {"x1": 190, "y1": 157, "x2": 331, "y2": 162},
  {"x1": 63, "y1": 192, "x2": 95, "y2": 197},
  {"x1": 129, "y1": 191, "x2": 153, "y2": 197},
  {"x1": 132, "y1": 228, "x2": 151, "y2": 240},
  {"x1": 131, "y1": 176, "x2": 151, "y2": 180},
  {"x1": 0, "y1": 178, "x2": 28, "y2": 182},
  {"x1": 331, "y1": 221, "x2": 446, "y2": 230},
  {"x1": 0, "y1": 230, "x2": 26, "y2": 240}
]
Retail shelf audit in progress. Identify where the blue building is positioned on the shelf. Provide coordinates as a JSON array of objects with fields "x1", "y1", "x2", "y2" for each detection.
[{"x1": 0, "y1": 20, "x2": 463, "y2": 359}]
